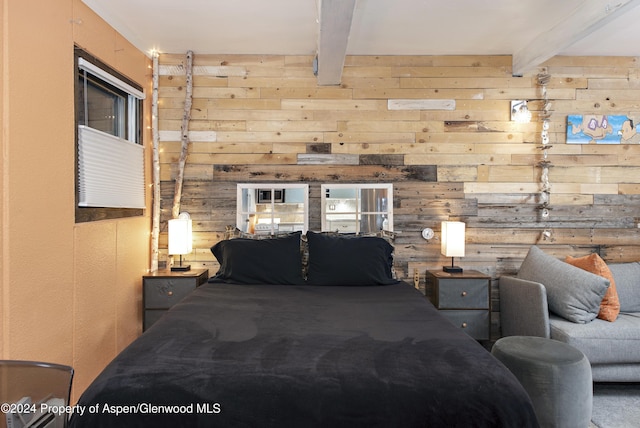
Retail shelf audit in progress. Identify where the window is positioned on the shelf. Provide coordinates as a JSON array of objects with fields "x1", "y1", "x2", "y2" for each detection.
[
  {"x1": 321, "y1": 183, "x2": 393, "y2": 233},
  {"x1": 75, "y1": 47, "x2": 145, "y2": 222},
  {"x1": 237, "y1": 184, "x2": 309, "y2": 235}
]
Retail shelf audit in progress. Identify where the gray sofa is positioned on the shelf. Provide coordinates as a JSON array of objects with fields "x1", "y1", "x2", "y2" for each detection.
[{"x1": 500, "y1": 246, "x2": 640, "y2": 382}]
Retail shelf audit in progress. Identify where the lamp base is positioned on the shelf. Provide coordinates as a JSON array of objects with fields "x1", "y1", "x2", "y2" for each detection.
[
  {"x1": 443, "y1": 266, "x2": 463, "y2": 273},
  {"x1": 171, "y1": 264, "x2": 191, "y2": 272}
]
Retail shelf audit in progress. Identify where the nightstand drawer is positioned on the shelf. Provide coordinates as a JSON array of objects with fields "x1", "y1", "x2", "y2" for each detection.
[
  {"x1": 142, "y1": 269, "x2": 209, "y2": 331},
  {"x1": 144, "y1": 278, "x2": 198, "y2": 309},
  {"x1": 440, "y1": 310, "x2": 489, "y2": 340},
  {"x1": 425, "y1": 270, "x2": 491, "y2": 341},
  {"x1": 437, "y1": 278, "x2": 488, "y2": 309}
]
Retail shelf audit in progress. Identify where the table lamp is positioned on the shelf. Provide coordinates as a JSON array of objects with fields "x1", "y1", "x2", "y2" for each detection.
[
  {"x1": 168, "y1": 212, "x2": 192, "y2": 271},
  {"x1": 441, "y1": 221, "x2": 465, "y2": 273}
]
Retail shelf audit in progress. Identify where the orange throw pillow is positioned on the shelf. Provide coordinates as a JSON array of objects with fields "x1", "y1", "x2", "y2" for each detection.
[{"x1": 565, "y1": 253, "x2": 620, "y2": 322}]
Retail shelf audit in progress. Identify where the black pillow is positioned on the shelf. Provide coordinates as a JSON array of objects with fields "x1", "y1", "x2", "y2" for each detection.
[
  {"x1": 209, "y1": 232, "x2": 304, "y2": 285},
  {"x1": 306, "y1": 231, "x2": 397, "y2": 286}
]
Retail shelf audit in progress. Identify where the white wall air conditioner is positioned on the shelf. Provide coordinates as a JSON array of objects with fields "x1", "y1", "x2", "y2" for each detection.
[{"x1": 6, "y1": 397, "x2": 66, "y2": 428}]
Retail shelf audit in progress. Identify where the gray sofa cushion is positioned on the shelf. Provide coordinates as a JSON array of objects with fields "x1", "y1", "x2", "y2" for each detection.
[
  {"x1": 518, "y1": 246, "x2": 610, "y2": 323},
  {"x1": 550, "y1": 313, "x2": 640, "y2": 365},
  {"x1": 608, "y1": 262, "x2": 640, "y2": 313}
]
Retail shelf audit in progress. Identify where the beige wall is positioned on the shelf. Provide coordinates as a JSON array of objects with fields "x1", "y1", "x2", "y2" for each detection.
[{"x1": 1, "y1": 0, "x2": 151, "y2": 400}]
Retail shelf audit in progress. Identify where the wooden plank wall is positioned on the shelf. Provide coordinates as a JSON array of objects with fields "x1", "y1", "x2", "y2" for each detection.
[{"x1": 157, "y1": 54, "x2": 640, "y2": 338}]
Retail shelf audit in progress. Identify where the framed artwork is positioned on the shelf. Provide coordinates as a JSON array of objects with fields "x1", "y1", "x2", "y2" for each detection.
[{"x1": 567, "y1": 114, "x2": 640, "y2": 144}]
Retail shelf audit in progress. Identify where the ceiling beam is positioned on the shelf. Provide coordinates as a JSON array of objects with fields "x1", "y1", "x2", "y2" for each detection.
[
  {"x1": 316, "y1": 0, "x2": 357, "y2": 86},
  {"x1": 512, "y1": 0, "x2": 640, "y2": 76}
]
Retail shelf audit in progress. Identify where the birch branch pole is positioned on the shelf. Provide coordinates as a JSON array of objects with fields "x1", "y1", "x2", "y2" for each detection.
[
  {"x1": 172, "y1": 50, "x2": 194, "y2": 219},
  {"x1": 150, "y1": 51, "x2": 160, "y2": 271}
]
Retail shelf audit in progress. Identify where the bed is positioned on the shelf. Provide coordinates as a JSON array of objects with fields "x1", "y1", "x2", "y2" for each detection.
[{"x1": 70, "y1": 231, "x2": 539, "y2": 427}]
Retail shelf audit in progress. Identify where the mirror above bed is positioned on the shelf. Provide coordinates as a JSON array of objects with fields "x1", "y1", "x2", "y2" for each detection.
[
  {"x1": 236, "y1": 183, "x2": 393, "y2": 237},
  {"x1": 237, "y1": 183, "x2": 309, "y2": 235},
  {"x1": 321, "y1": 183, "x2": 393, "y2": 233}
]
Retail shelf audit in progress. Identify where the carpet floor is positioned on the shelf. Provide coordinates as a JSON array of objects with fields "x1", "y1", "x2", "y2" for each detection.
[{"x1": 590, "y1": 383, "x2": 640, "y2": 428}]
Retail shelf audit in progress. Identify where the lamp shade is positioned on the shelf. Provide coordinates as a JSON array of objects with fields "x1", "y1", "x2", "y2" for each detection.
[
  {"x1": 168, "y1": 213, "x2": 193, "y2": 256},
  {"x1": 441, "y1": 221, "x2": 465, "y2": 258}
]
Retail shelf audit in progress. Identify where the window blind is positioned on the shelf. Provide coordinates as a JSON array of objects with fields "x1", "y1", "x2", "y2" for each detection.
[{"x1": 78, "y1": 125, "x2": 145, "y2": 208}]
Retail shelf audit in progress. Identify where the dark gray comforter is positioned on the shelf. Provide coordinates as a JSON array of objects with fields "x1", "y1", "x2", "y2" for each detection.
[{"x1": 70, "y1": 281, "x2": 538, "y2": 427}]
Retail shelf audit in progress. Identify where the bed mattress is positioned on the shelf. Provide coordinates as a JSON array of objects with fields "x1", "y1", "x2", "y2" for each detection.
[{"x1": 70, "y1": 281, "x2": 538, "y2": 427}]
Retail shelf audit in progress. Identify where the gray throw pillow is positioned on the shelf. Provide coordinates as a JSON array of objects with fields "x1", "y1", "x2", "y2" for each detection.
[
  {"x1": 517, "y1": 246, "x2": 610, "y2": 323},
  {"x1": 608, "y1": 262, "x2": 640, "y2": 312}
]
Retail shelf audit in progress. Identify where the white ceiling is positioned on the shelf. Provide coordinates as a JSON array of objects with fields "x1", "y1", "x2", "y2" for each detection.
[{"x1": 82, "y1": 0, "x2": 640, "y2": 79}]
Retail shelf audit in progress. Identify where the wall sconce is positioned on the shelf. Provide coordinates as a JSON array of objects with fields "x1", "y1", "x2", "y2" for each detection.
[
  {"x1": 168, "y1": 212, "x2": 192, "y2": 271},
  {"x1": 511, "y1": 100, "x2": 531, "y2": 123},
  {"x1": 441, "y1": 221, "x2": 465, "y2": 273}
]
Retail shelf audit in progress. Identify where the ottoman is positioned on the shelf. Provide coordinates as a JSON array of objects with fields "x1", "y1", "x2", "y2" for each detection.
[{"x1": 491, "y1": 336, "x2": 592, "y2": 428}]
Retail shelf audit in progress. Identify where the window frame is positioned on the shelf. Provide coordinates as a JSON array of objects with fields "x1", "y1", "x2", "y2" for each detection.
[
  {"x1": 74, "y1": 46, "x2": 145, "y2": 223},
  {"x1": 321, "y1": 183, "x2": 393, "y2": 233},
  {"x1": 237, "y1": 183, "x2": 309, "y2": 235}
]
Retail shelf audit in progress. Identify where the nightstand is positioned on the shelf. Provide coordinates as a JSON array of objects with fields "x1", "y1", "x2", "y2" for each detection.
[
  {"x1": 143, "y1": 268, "x2": 209, "y2": 331},
  {"x1": 425, "y1": 270, "x2": 490, "y2": 340}
]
